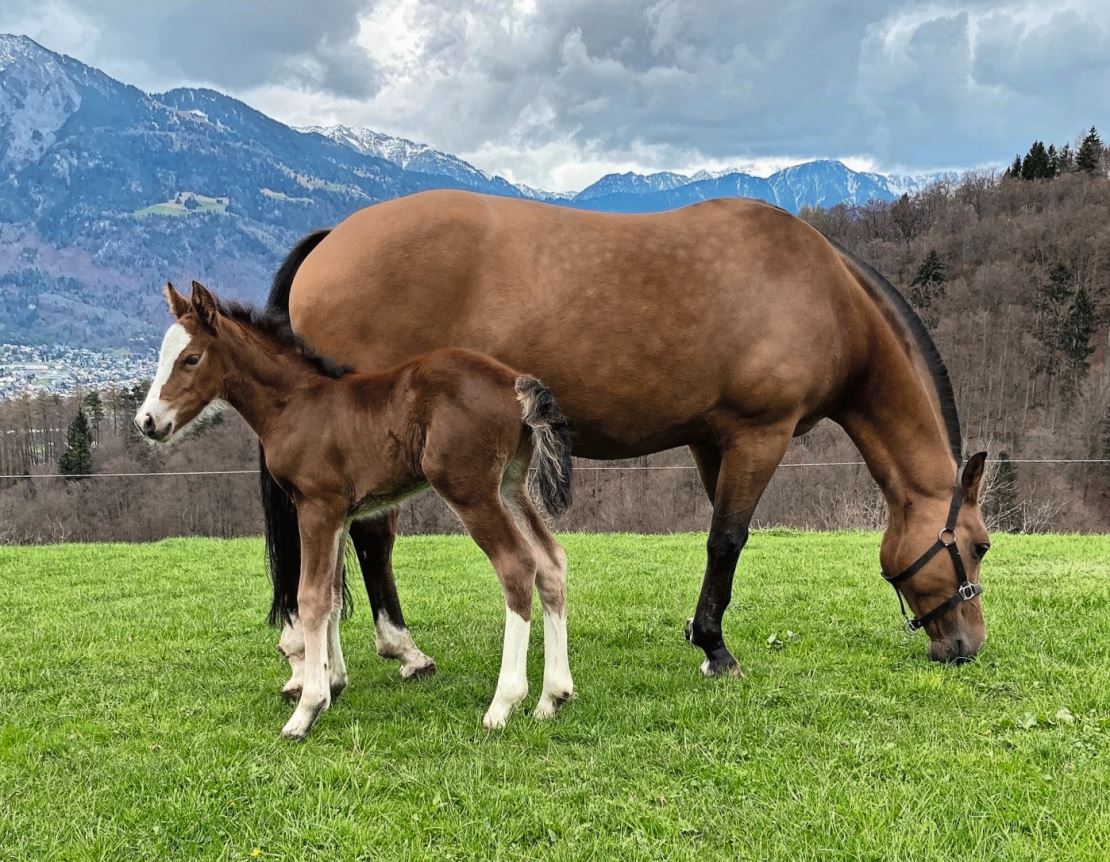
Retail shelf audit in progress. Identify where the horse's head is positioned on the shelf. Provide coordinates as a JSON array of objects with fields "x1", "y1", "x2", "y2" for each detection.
[
  {"x1": 880, "y1": 452, "x2": 990, "y2": 663},
  {"x1": 135, "y1": 281, "x2": 227, "y2": 442}
]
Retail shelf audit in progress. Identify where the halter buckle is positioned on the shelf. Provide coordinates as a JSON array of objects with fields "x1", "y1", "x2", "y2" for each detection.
[
  {"x1": 958, "y1": 582, "x2": 980, "y2": 601},
  {"x1": 938, "y1": 527, "x2": 957, "y2": 547},
  {"x1": 904, "y1": 617, "x2": 922, "y2": 635}
]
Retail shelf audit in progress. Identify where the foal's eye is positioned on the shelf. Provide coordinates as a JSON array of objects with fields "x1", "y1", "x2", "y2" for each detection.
[
  {"x1": 182, "y1": 354, "x2": 201, "y2": 368},
  {"x1": 973, "y1": 542, "x2": 991, "y2": 560}
]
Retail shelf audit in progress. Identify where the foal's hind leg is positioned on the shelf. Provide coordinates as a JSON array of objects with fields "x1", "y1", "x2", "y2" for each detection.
[
  {"x1": 432, "y1": 474, "x2": 538, "y2": 729},
  {"x1": 687, "y1": 427, "x2": 791, "y2": 677},
  {"x1": 503, "y1": 466, "x2": 573, "y2": 720},
  {"x1": 349, "y1": 515, "x2": 436, "y2": 680}
]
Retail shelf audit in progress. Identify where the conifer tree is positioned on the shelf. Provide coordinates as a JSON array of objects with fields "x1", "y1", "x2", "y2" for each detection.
[
  {"x1": 1060, "y1": 286, "x2": 1097, "y2": 383},
  {"x1": 58, "y1": 409, "x2": 94, "y2": 479},
  {"x1": 1021, "y1": 141, "x2": 1052, "y2": 180},
  {"x1": 909, "y1": 250, "x2": 946, "y2": 312},
  {"x1": 1057, "y1": 142, "x2": 1074, "y2": 172},
  {"x1": 1076, "y1": 127, "x2": 1104, "y2": 174},
  {"x1": 1034, "y1": 263, "x2": 1074, "y2": 376},
  {"x1": 82, "y1": 391, "x2": 104, "y2": 442},
  {"x1": 1006, "y1": 155, "x2": 1022, "y2": 178}
]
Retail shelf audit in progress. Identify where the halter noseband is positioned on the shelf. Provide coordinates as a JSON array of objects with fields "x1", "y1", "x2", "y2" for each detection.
[{"x1": 882, "y1": 483, "x2": 983, "y2": 634}]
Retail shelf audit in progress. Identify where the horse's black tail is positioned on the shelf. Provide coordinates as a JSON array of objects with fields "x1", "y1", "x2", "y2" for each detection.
[
  {"x1": 261, "y1": 229, "x2": 332, "y2": 626},
  {"x1": 515, "y1": 376, "x2": 573, "y2": 516}
]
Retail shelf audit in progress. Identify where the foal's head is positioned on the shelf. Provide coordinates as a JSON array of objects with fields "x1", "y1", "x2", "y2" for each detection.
[
  {"x1": 881, "y1": 452, "x2": 990, "y2": 663},
  {"x1": 135, "y1": 281, "x2": 232, "y2": 442}
]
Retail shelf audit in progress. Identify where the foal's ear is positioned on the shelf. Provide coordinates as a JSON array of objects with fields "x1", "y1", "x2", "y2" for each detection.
[
  {"x1": 961, "y1": 451, "x2": 988, "y2": 505},
  {"x1": 190, "y1": 280, "x2": 220, "y2": 331},
  {"x1": 164, "y1": 282, "x2": 190, "y2": 319}
]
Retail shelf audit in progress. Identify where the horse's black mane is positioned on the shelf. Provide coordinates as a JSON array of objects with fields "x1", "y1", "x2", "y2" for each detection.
[
  {"x1": 824, "y1": 235, "x2": 964, "y2": 464},
  {"x1": 217, "y1": 299, "x2": 352, "y2": 380}
]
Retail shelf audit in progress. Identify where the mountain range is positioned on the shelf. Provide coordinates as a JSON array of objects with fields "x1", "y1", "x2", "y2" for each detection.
[{"x1": 0, "y1": 34, "x2": 947, "y2": 349}]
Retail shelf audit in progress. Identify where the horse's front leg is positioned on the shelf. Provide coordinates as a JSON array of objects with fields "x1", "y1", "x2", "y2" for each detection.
[
  {"x1": 349, "y1": 515, "x2": 436, "y2": 680},
  {"x1": 282, "y1": 502, "x2": 346, "y2": 740}
]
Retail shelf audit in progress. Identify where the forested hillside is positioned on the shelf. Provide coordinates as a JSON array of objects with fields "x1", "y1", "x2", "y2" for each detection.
[{"x1": 1, "y1": 155, "x2": 1107, "y2": 540}]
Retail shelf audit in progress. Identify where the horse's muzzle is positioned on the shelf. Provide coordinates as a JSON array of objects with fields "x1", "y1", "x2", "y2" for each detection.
[{"x1": 929, "y1": 634, "x2": 984, "y2": 664}]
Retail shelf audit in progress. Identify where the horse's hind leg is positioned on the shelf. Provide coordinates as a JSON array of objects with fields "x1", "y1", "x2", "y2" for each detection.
[
  {"x1": 502, "y1": 462, "x2": 573, "y2": 719},
  {"x1": 687, "y1": 425, "x2": 791, "y2": 677},
  {"x1": 349, "y1": 514, "x2": 436, "y2": 680}
]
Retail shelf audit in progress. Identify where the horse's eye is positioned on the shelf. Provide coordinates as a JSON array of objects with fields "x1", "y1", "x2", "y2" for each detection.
[
  {"x1": 183, "y1": 354, "x2": 201, "y2": 368},
  {"x1": 973, "y1": 542, "x2": 990, "y2": 560}
]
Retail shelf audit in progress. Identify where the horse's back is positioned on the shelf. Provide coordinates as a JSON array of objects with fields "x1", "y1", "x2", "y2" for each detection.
[{"x1": 288, "y1": 191, "x2": 870, "y2": 456}]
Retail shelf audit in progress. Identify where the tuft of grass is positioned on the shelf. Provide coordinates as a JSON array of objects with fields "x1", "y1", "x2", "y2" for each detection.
[{"x1": 1, "y1": 532, "x2": 1108, "y2": 861}]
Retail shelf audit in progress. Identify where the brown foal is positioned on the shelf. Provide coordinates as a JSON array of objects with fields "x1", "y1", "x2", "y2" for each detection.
[{"x1": 137, "y1": 281, "x2": 574, "y2": 738}]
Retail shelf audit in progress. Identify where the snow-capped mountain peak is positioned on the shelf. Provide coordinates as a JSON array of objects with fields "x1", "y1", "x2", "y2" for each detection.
[{"x1": 303, "y1": 124, "x2": 494, "y2": 183}]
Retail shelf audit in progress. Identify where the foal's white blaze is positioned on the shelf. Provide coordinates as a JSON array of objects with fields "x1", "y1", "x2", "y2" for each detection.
[
  {"x1": 483, "y1": 608, "x2": 530, "y2": 730},
  {"x1": 535, "y1": 610, "x2": 573, "y2": 720},
  {"x1": 135, "y1": 323, "x2": 190, "y2": 435},
  {"x1": 374, "y1": 616, "x2": 436, "y2": 679}
]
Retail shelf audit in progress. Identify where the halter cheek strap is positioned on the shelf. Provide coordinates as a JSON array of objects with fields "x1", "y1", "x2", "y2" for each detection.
[{"x1": 882, "y1": 483, "x2": 983, "y2": 634}]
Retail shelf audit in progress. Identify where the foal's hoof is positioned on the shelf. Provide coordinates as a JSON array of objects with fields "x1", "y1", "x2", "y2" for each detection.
[
  {"x1": 400, "y1": 658, "x2": 437, "y2": 681},
  {"x1": 700, "y1": 651, "x2": 743, "y2": 678},
  {"x1": 329, "y1": 680, "x2": 348, "y2": 701},
  {"x1": 534, "y1": 690, "x2": 573, "y2": 721},
  {"x1": 281, "y1": 699, "x2": 327, "y2": 740}
]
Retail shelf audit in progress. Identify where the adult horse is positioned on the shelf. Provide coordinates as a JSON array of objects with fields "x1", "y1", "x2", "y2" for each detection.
[{"x1": 261, "y1": 190, "x2": 990, "y2": 679}]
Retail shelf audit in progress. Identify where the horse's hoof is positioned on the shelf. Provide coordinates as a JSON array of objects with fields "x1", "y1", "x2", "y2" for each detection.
[
  {"x1": 700, "y1": 652, "x2": 743, "y2": 678},
  {"x1": 329, "y1": 681, "x2": 348, "y2": 701},
  {"x1": 400, "y1": 659, "x2": 437, "y2": 681},
  {"x1": 684, "y1": 618, "x2": 696, "y2": 645},
  {"x1": 281, "y1": 685, "x2": 302, "y2": 702}
]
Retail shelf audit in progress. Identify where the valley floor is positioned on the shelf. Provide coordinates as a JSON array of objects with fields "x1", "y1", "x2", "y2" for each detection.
[{"x1": 1, "y1": 533, "x2": 1107, "y2": 861}]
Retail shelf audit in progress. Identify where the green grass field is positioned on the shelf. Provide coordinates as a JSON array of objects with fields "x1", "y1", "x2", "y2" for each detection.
[{"x1": 2, "y1": 533, "x2": 1108, "y2": 861}]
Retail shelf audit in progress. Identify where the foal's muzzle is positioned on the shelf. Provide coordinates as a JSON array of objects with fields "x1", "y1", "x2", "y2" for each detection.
[{"x1": 136, "y1": 412, "x2": 172, "y2": 442}]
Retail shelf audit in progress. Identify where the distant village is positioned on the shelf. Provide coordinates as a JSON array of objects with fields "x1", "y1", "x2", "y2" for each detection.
[{"x1": 0, "y1": 342, "x2": 156, "y2": 400}]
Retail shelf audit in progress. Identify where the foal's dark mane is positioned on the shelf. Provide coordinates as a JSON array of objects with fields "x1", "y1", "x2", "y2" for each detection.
[
  {"x1": 824, "y1": 236, "x2": 963, "y2": 464},
  {"x1": 217, "y1": 299, "x2": 352, "y2": 380}
]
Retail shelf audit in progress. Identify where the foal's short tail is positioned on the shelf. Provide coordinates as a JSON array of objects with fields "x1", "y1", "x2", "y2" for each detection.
[{"x1": 515, "y1": 377, "x2": 573, "y2": 516}]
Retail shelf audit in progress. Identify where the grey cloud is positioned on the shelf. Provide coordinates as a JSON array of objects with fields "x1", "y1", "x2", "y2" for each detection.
[
  {"x1": 2, "y1": 0, "x2": 1108, "y2": 180},
  {"x1": 0, "y1": 0, "x2": 379, "y2": 97}
]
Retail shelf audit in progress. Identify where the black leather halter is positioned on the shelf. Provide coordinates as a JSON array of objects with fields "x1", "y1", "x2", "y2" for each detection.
[{"x1": 882, "y1": 483, "x2": 983, "y2": 634}]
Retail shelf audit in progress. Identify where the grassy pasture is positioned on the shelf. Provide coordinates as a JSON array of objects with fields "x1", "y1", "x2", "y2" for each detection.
[{"x1": 1, "y1": 532, "x2": 1108, "y2": 861}]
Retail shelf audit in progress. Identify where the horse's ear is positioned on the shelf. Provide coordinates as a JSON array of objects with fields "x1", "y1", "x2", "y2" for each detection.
[
  {"x1": 164, "y1": 282, "x2": 190, "y2": 319},
  {"x1": 961, "y1": 451, "x2": 988, "y2": 505},
  {"x1": 190, "y1": 280, "x2": 219, "y2": 330}
]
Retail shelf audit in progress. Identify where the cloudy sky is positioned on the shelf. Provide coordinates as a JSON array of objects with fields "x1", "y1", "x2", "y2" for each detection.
[{"x1": 2, "y1": 0, "x2": 1108, "y2": 190}]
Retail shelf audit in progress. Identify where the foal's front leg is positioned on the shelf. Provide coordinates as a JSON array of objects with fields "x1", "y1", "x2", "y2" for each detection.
[
  {"x1": 279, "y1": 549, "x2": 350, "y2": 700},
  {"x1": 282, "y1": 503, "x2": 346, "y2": 740}
]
